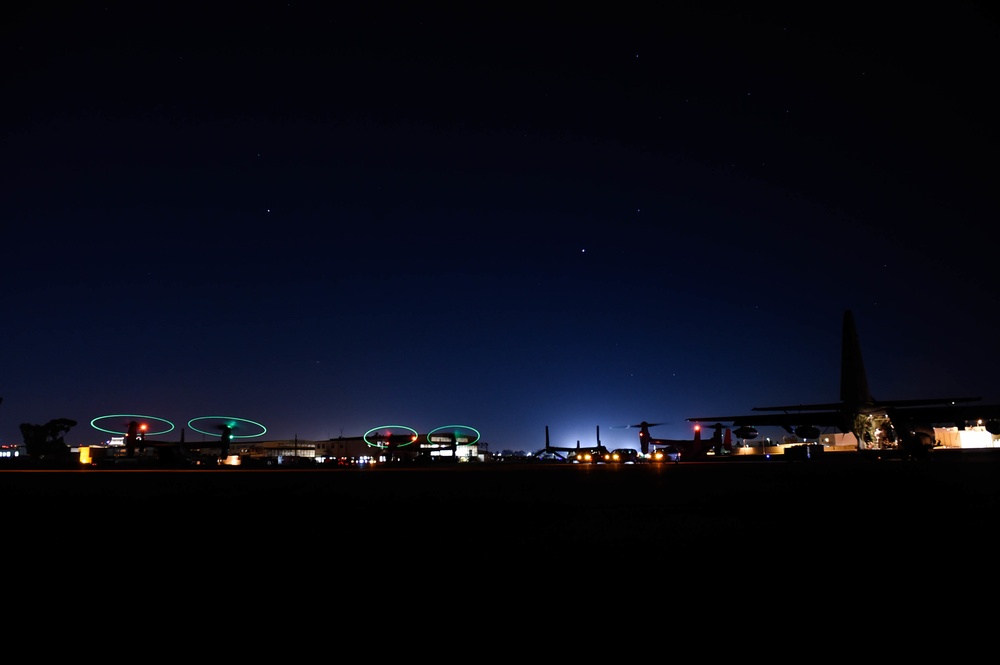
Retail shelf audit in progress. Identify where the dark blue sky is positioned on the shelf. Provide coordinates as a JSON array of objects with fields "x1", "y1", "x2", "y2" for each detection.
[{"x1": 4, "y1": 2, "x2": 998, "y2": 452}]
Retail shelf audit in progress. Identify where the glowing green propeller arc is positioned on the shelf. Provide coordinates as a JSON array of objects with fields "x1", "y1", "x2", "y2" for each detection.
[
  {"x1": 427, "y1": 425, "x2": 481, "y2": 445},
  {"x1": 188, "y1": 416, "x2": 267, "y2": 439},
  {"x1": 363, "y1": 424, "x2": 418, "y2": 449},
  {"x1": 91, "y1": 414, "x2": 175, "y2": 436}
]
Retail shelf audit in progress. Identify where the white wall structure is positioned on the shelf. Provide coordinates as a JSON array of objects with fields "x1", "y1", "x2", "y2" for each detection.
[{"x1": 935, "y1": 427, "x2": 998, "y2": 449}]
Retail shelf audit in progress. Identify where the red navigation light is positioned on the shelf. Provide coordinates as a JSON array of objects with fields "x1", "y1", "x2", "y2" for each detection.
[
  {"x1": 140, "y1": 423, "x2": 148, "y2": 431},
  {"x1": 694, "y1": 424, "x2": 701, "y2": 432}
]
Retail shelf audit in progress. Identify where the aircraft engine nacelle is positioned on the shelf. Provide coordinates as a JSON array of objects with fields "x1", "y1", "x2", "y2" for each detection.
[
  {"x1": 985, "y1": 420, "x2": 1000, "y2": 435},
  {"x1": 733, "y1": 425, "x2": 759, "y2": 440},
  {"x1": 794, "y1": 425, "x2": 821, "y2": 440}
]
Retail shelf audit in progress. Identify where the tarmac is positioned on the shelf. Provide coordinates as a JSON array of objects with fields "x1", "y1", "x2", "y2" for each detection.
[{"x1": 4, "y1": 449, "x2": 999, "y2": 563}]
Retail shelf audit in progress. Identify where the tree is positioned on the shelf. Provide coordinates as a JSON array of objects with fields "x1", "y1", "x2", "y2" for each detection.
[{"x1": 20, "y1": 418, "x2": 77, "y2": 459}]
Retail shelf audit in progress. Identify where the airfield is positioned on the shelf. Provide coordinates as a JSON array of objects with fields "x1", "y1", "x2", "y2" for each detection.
[{"x1": 4, "y1": 450, "x2": 998, "y2": 562}]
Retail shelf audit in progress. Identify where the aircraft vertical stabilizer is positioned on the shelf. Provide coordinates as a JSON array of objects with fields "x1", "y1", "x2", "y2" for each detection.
[{"x1": 840, "y1": 309, "x2": 873, "y2": 406}]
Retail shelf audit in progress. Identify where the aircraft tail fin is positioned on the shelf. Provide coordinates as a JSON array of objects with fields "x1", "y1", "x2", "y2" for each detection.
[{"x1": 840, "y1": 309, "x2": 873, "y2": 406}]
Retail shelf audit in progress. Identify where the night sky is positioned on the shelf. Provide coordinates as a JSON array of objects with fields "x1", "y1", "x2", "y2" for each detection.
[{"x1": 4, "y1": 3, "x2": 998, "y2": 453}]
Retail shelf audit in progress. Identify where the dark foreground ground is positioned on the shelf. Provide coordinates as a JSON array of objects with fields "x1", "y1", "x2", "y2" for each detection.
[{"x1": 5, "y1": 450, "x2": 999, "y2": 564}]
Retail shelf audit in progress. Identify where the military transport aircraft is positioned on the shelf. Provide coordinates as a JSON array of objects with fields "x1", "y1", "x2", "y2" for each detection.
[
  {"x1": 686, "y1": 309, "x2": 1000, "y2": 458},
  {"x1": 539, "y1": 425, "x2": 611, "y2": 463},
  {"x1": 618, "y1": 421, "x2": 733, "y2": 459}
]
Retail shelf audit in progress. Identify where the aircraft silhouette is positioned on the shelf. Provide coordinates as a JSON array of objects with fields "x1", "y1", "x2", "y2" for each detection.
[
  {"x1": 111, "y1": 418, "x2": 191, "y2": 463},
  {"x1": 541, "y1": 425, "x2": 611, "y2": 462},
  {"x1": 618, "y1": 421, "x2": 733, "y2": 458},
  {"x1": 182, "y1": 418, "x2": 266, "y2": 462},
  {"x1": 124, "y1": 420, "x2": 147, "y2": 457},
  {"x1": 687, "y1": 309, "x2": 1000, "y2": 458}
]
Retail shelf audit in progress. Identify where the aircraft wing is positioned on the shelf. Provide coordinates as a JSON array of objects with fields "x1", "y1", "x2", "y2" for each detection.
[
  {"x1": 751, "y1": 403, "x2": 853, "y2": 412},
  {"x1": 886, "y1": 403, "x2": 1000, "y2": 430},
  {"x1": 750, "y1": 396, "x2": 981, "y2": 412},
  {"x1": 686, "y1": 410, "x2": 851, "y2": 439},
  {"x1": 687, "y1": 412, "x2": 846, "y2": 428},
  {"x1": 873, "y1": 396, "x2": 981, "y2": 408}
]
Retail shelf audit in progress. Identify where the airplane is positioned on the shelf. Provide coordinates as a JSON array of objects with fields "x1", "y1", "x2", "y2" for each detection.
[
  {"x1": 686, "y1": 309, "x2": 1000, "y2": 458},
  {"x1": 539, "y1": 425, "x2": 611, "y2": 463},
  {"x1": 365, "y1": 428, "x2": 420, "y2": 462},
  {"x1": 92, "y1": 417, "x2": 193, "y2": 465},
  {"x1": 618, "y1": 421, "x2": 734, "y2": 459}
]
